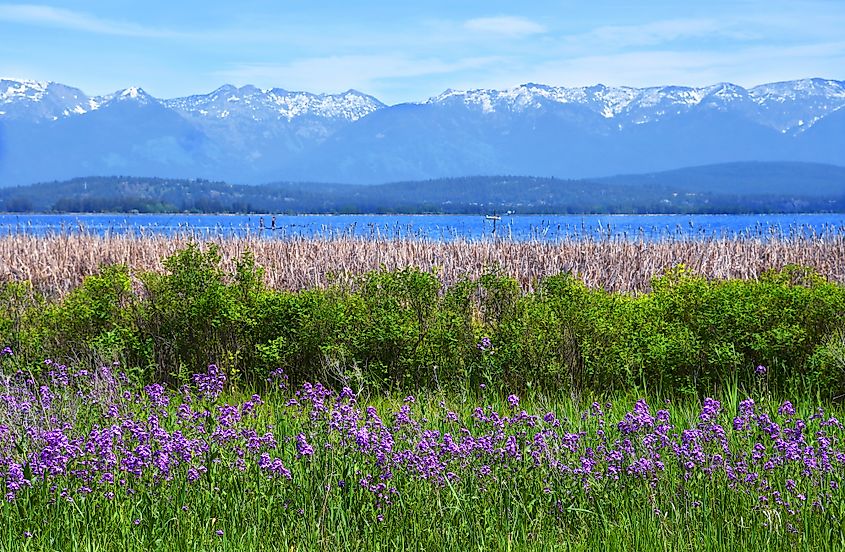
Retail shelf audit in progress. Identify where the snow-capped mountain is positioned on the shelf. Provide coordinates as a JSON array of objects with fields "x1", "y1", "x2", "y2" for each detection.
[
  {"x1": 0, "y1": 77, "x2": 843, "y2": 186},
  {"x1": 0, "y1": 79, "x2": 383, "y2": 124},
  {"x1": 94, "y1": 86, "x2": 159, "y2": 108},
  {"x1": 749, "y1": 78, "x2": 845, "y2": 132},
  {"x1": 163, "y1": 84, "x2": 384, "y2": 122},
  {"x1": 0, "y1": 79, "x2": 97, "y2": 121},
  {"x1": 424, "y1": 79, "x2": 845, "y2": 133}
]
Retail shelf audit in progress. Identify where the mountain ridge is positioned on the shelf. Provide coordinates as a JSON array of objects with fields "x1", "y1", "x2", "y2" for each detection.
[
  {"x1": 4, "y1": 77, "x2": 844, "y2": 129},
  {"x1": 1, "y1": 77, "x2": 844, "y2": 186}
]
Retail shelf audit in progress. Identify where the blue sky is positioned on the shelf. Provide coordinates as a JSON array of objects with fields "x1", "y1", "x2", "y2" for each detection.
[{"x1": 1, "y1": 1, "x2": 844, "y2": 104}]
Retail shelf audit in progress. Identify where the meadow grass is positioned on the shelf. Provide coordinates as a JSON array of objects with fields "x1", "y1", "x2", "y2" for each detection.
[{"x1": 1, "y1": 357, "x2": 843, "y2": 551}]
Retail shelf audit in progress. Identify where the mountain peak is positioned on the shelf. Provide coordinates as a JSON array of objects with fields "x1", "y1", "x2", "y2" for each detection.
[
  {"x1": 418, "y1": 79, "x2": 845, "y2": 128},
  {"x1": 211, "y1": 84, "x2": 239, "y2": 94},
  {"x1": 121, "y1": 86, "x2": 146, "y2": 98},
  {"x1": 107, "y1": 86, "x2": 154, "y2": 102}
]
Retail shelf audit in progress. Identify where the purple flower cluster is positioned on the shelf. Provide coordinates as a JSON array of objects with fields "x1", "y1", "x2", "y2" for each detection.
[
  {"x1": 0, "y1": 364, "x2": 290, "y2": 503},
  {"x1": 1, "y1": 359, "x2": 844, "y2": 535},
  {"x1": 283, "y1": 387, "x2": 845, "y2": 525},
  {"x1": 192, "y1": 364, "x2": 226, "y2": 399}
]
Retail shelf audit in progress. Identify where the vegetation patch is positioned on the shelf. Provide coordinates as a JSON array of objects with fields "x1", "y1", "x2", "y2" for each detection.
[{"x1": 3, "y1": 244, "x2": 845, "y2": 397}]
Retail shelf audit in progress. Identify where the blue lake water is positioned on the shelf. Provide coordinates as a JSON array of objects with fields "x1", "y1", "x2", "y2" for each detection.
[{"x1": 1, "y1": 213, "x2": 845, "y2": 241}]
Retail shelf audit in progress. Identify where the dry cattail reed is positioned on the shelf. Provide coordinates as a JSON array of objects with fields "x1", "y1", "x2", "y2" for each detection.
[{"x1": 1, "y1": 232, "x2": 844, "y2": 298}]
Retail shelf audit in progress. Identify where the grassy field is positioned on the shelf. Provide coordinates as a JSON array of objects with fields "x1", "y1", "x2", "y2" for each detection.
[
  {"x1": 2, "y1": 232, "x2": 845, "y2": 297},
  {"x1": 1, "y1": 356, "x2": 843, "y2": 551}
]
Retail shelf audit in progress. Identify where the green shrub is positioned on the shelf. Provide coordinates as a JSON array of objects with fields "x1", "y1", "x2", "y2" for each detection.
[
  {"x1": 134, "y1": 243, "x2": 266, "y2": 383},
  {"x1": 3, "y1": 246, "x2": 845, "y2": 397},
  {"x1": 38, "y1": 264, "x2": 135, "y2": 365}
]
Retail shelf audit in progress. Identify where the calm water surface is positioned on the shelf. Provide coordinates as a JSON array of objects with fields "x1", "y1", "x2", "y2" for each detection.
[{"x1": 1, "y1": 213, "x2": 845, "y2": 241}]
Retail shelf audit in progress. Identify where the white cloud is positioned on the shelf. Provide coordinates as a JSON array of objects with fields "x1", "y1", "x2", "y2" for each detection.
[
  {"x1": 463, "y1": 16, "x2": 546, "y2": 37},
  {"x1": 0, "y1": 4, "x2": 185, "y2": 38},
  {"x1": 582, "y1": 18, "x2": 755, "y2": 48}
]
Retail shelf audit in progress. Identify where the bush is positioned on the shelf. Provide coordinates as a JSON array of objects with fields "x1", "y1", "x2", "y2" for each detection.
[
  {"x1": 2, "y1": 246, "x2": 845, "y2": 397},
  {"x1": 135, "y1": 243, "x2": 265, "y2": 383}
]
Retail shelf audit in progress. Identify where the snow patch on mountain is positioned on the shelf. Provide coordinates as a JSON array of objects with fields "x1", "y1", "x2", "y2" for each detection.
[
  {"x1": 0, "y1": 78, "x2": 95, "y2": 121},
  {"x1": 163, "y1": 85, "x2": 385, "y2": 122},
  {"x1": 424, "y1": 79, "x2": 845, "y2": 131},
  {"x1": 92, "y1": 87, "x2": 158, "y2": 108},
  {"x1": 428, "y1": 84, "x2": 641, "y2": 117},
  {"x1": 749, "y1": 78, "x2": 845, "y2": 132},
  {"x1": 0, "y1": 78, "x2": 50, "y2": 102}
]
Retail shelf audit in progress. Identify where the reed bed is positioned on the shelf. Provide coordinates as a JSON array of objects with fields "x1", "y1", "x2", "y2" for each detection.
[{"x1": 2, "y1": 232, "x2": 845, "y2": 297}]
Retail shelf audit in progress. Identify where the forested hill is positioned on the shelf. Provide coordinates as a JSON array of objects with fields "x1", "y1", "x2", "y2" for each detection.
[{"x1": 1, "y1": 162, "x2": 844, "y2": 214}]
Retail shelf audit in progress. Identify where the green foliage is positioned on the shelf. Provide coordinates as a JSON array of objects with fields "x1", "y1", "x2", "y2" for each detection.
[
  {"x1": 135, "y1": 243, "x2": 265, "y2": 383},
  {"x1": 0, "y1": 280, "x2": 46, "y2": 364},
  {"x1": 3, "y1": 246, "x2": 845, "y2": 397},
  {"x1": 41, "y1": 264, "x2": 135, "y2": 364}
]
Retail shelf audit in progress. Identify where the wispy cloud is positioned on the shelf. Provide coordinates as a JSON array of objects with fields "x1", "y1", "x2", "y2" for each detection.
[
  {"x1": 581, "y1": 18, "x2": 756, "y2": 48},
  {"x1": 557, "y1": 9, "x2": 845, "y2": 55},
  {"x1": 0, "y1": 3, "x2": 185, "y2": 38},
  {"x1": 463, "y1": 16, "x2": 546, "y2": 37}
]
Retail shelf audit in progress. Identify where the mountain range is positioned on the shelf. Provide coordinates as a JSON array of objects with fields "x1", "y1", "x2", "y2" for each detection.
[{"x1": 1, "y1": 77, "x2": 844, "y2": 186}]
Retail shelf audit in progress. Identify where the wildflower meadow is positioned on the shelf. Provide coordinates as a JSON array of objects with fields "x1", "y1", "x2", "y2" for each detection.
[{"x1": 1, "y1": 351, "x2": 844, "y2": 550}]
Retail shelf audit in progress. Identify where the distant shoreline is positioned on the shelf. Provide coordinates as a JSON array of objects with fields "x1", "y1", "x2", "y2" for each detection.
[{"x1": 3, "y1": 162, "x2": 845, "y2": 216}]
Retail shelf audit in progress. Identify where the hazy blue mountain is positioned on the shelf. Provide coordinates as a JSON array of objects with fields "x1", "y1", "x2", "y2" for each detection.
[{"x1": 0, "y1": 78, "x2": 843, "y2": 186}]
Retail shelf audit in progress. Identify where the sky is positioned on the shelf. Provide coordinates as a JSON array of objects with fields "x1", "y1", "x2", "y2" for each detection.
[{"x1": 1, "y1": 1, "x2": 844, "y2": 105}]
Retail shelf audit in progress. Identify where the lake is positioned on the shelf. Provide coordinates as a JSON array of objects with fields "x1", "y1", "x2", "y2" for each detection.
[{"x1": 1, "y1": 213, "x2": 845, "y2": 241}]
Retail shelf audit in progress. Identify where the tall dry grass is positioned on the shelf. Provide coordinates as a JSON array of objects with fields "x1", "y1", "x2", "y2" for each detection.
[{"x1": 2, "y1": 232, "x2": 845, "y2": 297}]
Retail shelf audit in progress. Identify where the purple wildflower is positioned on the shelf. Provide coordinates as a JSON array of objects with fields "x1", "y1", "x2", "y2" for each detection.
[
  {"x1": 267, "y1": 367, "x2": 288, "y2": 390},
  {"x1": 699, "y1": 397, "x2": 722, "y2": 423},
  {"x1": 778, "y1": 401, "x2": 796, "y2": 418},
  {"x1": 192, "y1": 365, "x2": 226, "y2": 399},
  {"x1": 476, "y1": 337, "x2": 492, "y2": 352},
  {"x1": 296, "y1": 433, "x2": 315, "y2": 457}
]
